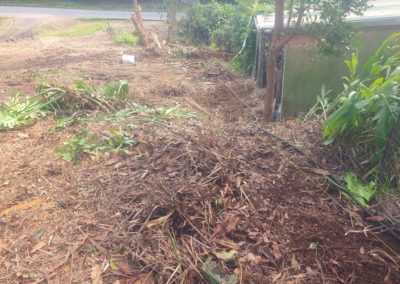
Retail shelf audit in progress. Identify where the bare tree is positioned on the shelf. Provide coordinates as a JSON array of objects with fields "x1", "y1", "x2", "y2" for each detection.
[
  {"x1": 264, "y1": 0, "x2": 304, "y2": 122},
  {"x1": 167, "y1": 0, "x2": 178, "y2": 43},
  {"x1": 131, "y1": 0, "x2": 150, "y2": 47}
]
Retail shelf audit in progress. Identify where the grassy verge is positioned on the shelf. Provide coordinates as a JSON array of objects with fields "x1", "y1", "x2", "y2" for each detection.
[
  {"x1": 39, "y1": 19, "x2": 107, "y2": 37},
  {"x1": 0, "y1": 0, "x2": 171, "y2": 11}
]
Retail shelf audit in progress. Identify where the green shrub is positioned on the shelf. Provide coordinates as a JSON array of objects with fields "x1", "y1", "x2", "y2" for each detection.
[
  {"x1": 114, "y1": 33, "x2": 140, "y2": 45},
  {"x1": 180, "y1": 2, "x2": 235, "y2": 45},
  {"x1": 211, "y1": 4, "x2": 253, "y2": 53},
  {"x1": 323, "y1": 32, "x2": 400, "y2": 176},
  {"x1": 179, "y1": 1, "x2": 271, "y2": 74}
]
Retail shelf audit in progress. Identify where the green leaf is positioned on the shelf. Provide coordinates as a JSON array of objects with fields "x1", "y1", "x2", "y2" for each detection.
[
  {"x1": 109, "y1": 260, "x2": 118, "y2": 270},
  {"x1": 343, "y1": 173, "x2": 377, "y2": 207}
]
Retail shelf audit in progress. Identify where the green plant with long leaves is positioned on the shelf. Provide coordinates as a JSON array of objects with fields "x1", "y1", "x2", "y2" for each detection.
[
  {"x1": 324, "y1": 32, "x2": 400, "y2": 176},
  {"x1": 0, "y1": 80, "x2": 128, "y2": 130},
  {"x1": 0, "y1": 93, "x2": 48, "y2": 129}
]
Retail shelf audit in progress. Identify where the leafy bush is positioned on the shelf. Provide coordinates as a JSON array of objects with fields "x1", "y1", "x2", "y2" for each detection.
[
  {"x1": 180, "y1": 2, "x2": 235, "y2": 45},
  {"x1": 323, "y1": 32, "x2": 400, "y2": 176},
  {"x1": 179, "y1": 1, "x2": 271, "y2": 74}
]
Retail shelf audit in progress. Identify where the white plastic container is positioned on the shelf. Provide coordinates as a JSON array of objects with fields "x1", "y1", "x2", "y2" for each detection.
[{"x1": 122, "y1": 54, "x2": 135, "y2": 64}]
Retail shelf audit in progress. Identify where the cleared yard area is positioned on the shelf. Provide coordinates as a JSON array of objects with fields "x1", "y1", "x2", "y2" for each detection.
[{"x1": 0, "y1": 17, "x2": 399, "y2": 283}]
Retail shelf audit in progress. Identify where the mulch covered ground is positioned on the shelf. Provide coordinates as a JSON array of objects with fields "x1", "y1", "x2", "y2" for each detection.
[{"x1": 0, "y1": 114, "x2": 399, "y2": 283}]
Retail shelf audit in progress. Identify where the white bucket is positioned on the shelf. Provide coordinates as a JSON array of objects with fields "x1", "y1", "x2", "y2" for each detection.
[{"x1": 122, "y1": 54, "x2": 135, "y2": 64}]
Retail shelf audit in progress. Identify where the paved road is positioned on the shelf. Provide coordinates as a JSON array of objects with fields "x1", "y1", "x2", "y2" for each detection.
[{"x1": 0, "y1": 6, "x2": 168, "y2": 20}]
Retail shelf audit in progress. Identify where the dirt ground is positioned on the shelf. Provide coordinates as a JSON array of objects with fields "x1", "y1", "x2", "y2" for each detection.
[{"x1": 0, "y1": 18, "x2": 399, "y2": 284}]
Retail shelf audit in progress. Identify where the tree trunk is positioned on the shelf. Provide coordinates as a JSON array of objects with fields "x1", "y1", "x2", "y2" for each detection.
[
  {"x1": 132, "y1": 0, "x2": 150, "y2": 47},
  {"x1": 264, "y1": 0, "x2": 285, "y2": 122},
  {"x1": 167, "y1": 0, "x2": 177, "y2": 42},
  {"x1": 264, "y1": 44, "x2": 279, "y2": 121}
]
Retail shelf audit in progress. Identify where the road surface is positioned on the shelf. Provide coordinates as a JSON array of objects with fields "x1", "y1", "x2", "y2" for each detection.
[{"x1": 0, "y1": 6, "x2": 168, "y2": 20}]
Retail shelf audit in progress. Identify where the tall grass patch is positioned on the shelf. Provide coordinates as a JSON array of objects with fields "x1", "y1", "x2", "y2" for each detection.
[{"x1": 114, "y1": 32, "x2": 140, "y2": 45}]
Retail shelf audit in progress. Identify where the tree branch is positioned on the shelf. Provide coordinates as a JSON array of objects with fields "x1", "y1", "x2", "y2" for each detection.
[
  {"x1": 287, "y1": 0, "x2": 294, "y2": 28},
  {"x1": 275, "y1": 0, "x2": 305, "y2": 50}
]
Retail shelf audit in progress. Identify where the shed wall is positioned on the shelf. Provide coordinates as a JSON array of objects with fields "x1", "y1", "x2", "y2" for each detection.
[{"x1": 282, "y1": 26, "x2": 400, "y2": 116}]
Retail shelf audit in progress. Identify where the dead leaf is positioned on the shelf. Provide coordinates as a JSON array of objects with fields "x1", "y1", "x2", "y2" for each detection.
[
  {"x1": 310, "y1": 168, "x2": 331, "y2": 176},
  {"x1": 272, "y1": 243, "x2": 282, "y2": 259},
  {"x1": 145, "y1": 214, "x2": 171, "y2": 229},
  {"x1": 140, "y1": 171, "x2": 149, "y2": 179},
  {"x1": 360, "y1": 246, "x2": 365, "y2": 255},
  {"x1": 267, "y1": 210, "x2": 277, "y2": 221},
  {"x1": 246, "y1": 252, "x2": 256, "y2": 262},
  {"x1": 0, "y1": 239, "x2": 12, "y2": 254},
  {"x1": 214, "y1": 239, "x2": 241, "y2": 250},
  {"x1": 0, "y1": 180, "x2": 10, "y2": 187},
  {"x1": 133, "y1": 273, "x2": 155, "y2": 284},
  {"x1": 365, "y1": 215, "x2": 385, "y2": 222},
  {"x1": 291, "y1": 255, "x2": 300, "y2": 270},
  {"x1": 226, "y1": 215, "x2": 240, "y2": 232},
  {"x1": 211, "y1": 214, "x2": 240, "y2": 240},
  {"x1": 104, "y1": 158, "x2": 121, "y2": 166},
  {"x1": 246, "y1": 253, "x2": 262, "y2": 265},
  {"x1": 272, "y1": 272, "x2": 283, "y2": 281},
  {"x1": 211, "y1": 224, "x2": 224, "y2": 240},
  {"x1": 306, "y1": 266, "x2": 319, "y2": 276},
  {"x1": 91, "y1": 265, "x2": 103, "y2": 284},
  {"x1": 30, "y1": 241, "x2": 46, "y2": 254},
  {"x1": 113, "y1": 259, "x2": 134, "y2": 276},
  {"x1": 214, "y1": 250, "x2": 237, "y2": 261}
]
